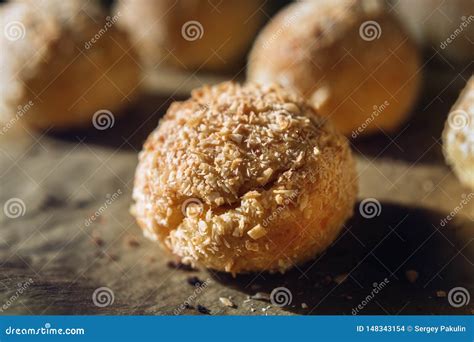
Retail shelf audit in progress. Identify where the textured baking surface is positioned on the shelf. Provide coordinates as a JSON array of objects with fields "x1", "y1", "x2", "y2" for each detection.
[{"x1": 0, "y1": 62, "x2": 472, "y2": 315}]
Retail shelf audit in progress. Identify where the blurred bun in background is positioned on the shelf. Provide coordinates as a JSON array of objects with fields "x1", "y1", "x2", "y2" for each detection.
[
  {"x1": 391, "y1": 0, "x2": 474, "y2": 64},
  {"x1": 248, "y1": 0, "x2": 421, "y2": 137},
  {"x1": 115, "y1": 0, "x2": 265, "y2": 72},
  {"x1": 0, "y1": 0, "x2": 140, "y2": 130},
  {"x1": 443, "y1": 76, "x2": 474, "y2": 190}
]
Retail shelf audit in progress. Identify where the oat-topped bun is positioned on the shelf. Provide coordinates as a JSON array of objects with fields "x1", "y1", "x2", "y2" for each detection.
[
  {"x1": 443, "y1": 77, "x2": 474, "y2": 189},
  {"x1": 132, "y1": 82, "x2": 357, "y2": 274},
  {"x1": 0, "y1": 0, "x2": 140, "y2": 130},
  {"x1": 114, "y1": 0, "x2": 264, "y2": 71},
  {"x1": 247, "y1": 0, "x2": 421, "y2": 137}
]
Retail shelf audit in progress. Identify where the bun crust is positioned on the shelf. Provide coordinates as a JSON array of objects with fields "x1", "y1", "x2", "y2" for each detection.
[
  {"x1": 115, "y1": 0, "x2": 264, "y2": 71},
  {"x1": 132, "y1": 82, "x2": 357, "y2": 274},
  {"x1": 247, "y1": 0, "x2": 421, "y2": 137},
  {"x1": 0, "y1": 0, "x2": 140, "y2": 130},
  {"x1": 443, "y1": 77, "x2": 474, "y2": 189}
]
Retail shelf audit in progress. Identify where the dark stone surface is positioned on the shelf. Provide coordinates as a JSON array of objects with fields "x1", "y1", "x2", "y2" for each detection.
[{"x1": 0, "y1": 62, "x2": 472, "y2": 316}]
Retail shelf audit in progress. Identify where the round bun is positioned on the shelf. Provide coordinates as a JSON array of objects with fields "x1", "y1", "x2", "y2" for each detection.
[
  {"x1": 442, "y1": 77, "x2": 474, "y2": 189},
  {"x1": 247, "y1": 0, "x2": 421, "y2": 137},
  {"x1": 393, "y1": 0, "x2": 474, "y2": 63},
  {"x1": 0, "y1": 0, "x2": 140, "y2": 130},
  {"x1": 132, "y1": 82, "x2": 357, "y2": 274},
  {"x1": 115, "y1": 0, "x2": 264, "y2": 71}
]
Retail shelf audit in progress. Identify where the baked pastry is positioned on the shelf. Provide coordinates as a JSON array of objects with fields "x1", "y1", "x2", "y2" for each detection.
[
  {"x1": 0, "y1": 0, "x2": 140, "y2": 130},
  {"x1": 115, "y1": 0, "x2": 265, "y2": 71},
  {"x1": 442, "y1": 76, "x2": 474, "y2": 189},
  {"x1": 392, "y1": 0, "x2": 474, "y2": 63},
  {"x1": 132, "y1": 82, "x2": 357, "y2": 274},
  {"x1": 247, "y1": 0, "x2": 421, "y2": 137}
]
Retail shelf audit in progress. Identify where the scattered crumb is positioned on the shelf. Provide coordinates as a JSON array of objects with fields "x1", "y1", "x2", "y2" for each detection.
[
  {"x1": 247, "y1": 224, "x2": 267, "y2": 240},
  {"x1": 405, "y1": 270, "x2": 419, "y2": 283},
  {"x1": 219, "y1": 297, "x2": 236, "y2": 308},
  {"x1": 91, "y1": 232, "x2": 104, "y2": 247},
  {"x1": 301, "y1": 303, "x2": 308, "y2": 309},
  {"x1": 250, "y1": 308, "x2": 256, "y2": 312},
  {"x1": 125, "y1": 235, "x2": 140, "y2": 248},
  {"x1": 436, "y1": 290, "x2": 446, "y2": 298},
  {"x1": 187, "y1": 276, "x2": 204, "y2": 287},
  {"x1": 334, "y1": 273, "x2": 348, "y2": 285},
  {"x1": 167, "y1": 260, "x2": 196, "y2": 272},
  {"x1": 197, "y1": 304, "x2": 211, "y2": 315},
  {"x1": 251, "y1": 292, "x2": 270, "y2": 301}
]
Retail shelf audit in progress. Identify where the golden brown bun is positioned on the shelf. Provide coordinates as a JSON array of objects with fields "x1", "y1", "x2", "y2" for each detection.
[
  {"x1": 131, "y1": 82, "x2": 358, "y2": 274},
  {"x1": 392, "y1": 0, "x2": 474, "y2": 63},
  {"x1": 247, "y1": 0, "x2": 421, "y2": 137},
  {"x1": 115, "y1": 0, "x2": 265, "y2": 71},
  {"x1": 442, "y1": 76, "x2": 474, "y2": 189},
  {"x1": 0, "y1": 0, "x2": 140, "y2": 131}
]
